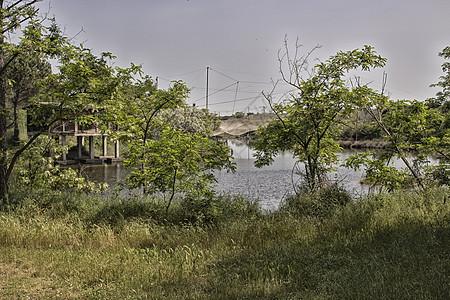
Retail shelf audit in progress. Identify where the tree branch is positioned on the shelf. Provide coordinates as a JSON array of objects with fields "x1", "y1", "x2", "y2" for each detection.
[{"x1": 0, "y1": 51, "x2": 19, "y2": 77}]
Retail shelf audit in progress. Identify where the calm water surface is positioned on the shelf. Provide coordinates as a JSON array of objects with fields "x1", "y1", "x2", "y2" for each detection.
[
  {"x1": 213, "y1": 139, "x2": 367, "y2": 210},
  {"x1": 81, "y1": 139, "x2": 374, "y2": 210}
]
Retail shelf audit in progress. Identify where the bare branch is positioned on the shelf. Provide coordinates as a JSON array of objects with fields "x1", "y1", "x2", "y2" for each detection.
[
  {"x1": 278, "y1": 36, "x2": 322, "y2": 91},
  {"x1": 6, "y1": 0, "x2": 25, "y2": 11},
  {"x1": 5, "y1": 0, "x2": 39, "y2": 18}
]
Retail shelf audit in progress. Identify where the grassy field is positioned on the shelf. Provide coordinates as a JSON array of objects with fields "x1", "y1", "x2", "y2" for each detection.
[{"x1": 0, "y1": 187, "x2": 448, "y2": 299}]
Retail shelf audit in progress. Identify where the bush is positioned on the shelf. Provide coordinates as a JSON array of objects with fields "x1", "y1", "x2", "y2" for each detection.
[
  {"x1": 88, "y1": 196, "x2": 166, "y2": 229},
  {"x1": 180, "y1": 193, "x2": 261, "y2": 225},
  {"x1": 281, "y1": 183, "x2": 352, "y2": 219},
  {"x1": 3, "y1": 187, "x2": 101, "y2": 219}
]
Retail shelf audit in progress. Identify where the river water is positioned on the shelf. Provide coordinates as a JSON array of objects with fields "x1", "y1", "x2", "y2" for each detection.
[
  {"x1": 81, "y1": 139, "x2": 377, "y2": 210},
  {"x1": 213, "y1": 139, "x2": 367, "y2": 210}
]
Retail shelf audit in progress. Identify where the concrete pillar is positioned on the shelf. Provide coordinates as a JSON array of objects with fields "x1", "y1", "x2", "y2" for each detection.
[
  {"x1": 77, "y1": 136, "x2": 83, "y2": 158},
  {"x1": 114, "y1": 139, "x2": 120, "y2": 158},
  {"x1": 61, "y1": 135, "x2": 67, "y2": 161},
  {"x1": 102, "y1": 135, "x2": 107, "y2": 157},
  {"x1": 89, "y1": 136, "x2": 94, "y2": 159}
]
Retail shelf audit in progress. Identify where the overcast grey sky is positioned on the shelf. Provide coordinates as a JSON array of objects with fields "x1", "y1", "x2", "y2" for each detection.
[{"x1": 37, "y1": 0, "x2": 449, "y2": 114}]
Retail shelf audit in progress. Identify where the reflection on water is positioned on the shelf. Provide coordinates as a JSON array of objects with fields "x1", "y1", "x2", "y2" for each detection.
[{"x1": 81, "y1": 139, "x2": 373, "y2": 210}]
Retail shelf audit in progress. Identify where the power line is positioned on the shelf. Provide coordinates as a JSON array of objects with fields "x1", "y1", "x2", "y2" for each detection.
[
  {"x1": 209, "y1": 67, "x2": 239, "y2": 82},
  {"x1": 198, "y1": 94, "x2": 263, "y2": 107},
  {"x1": 213, "y1": 66, "x2": 274, "y2": 79},
  {"x1": 192, "y1": 81, "x2": 238, "y2": 104}
]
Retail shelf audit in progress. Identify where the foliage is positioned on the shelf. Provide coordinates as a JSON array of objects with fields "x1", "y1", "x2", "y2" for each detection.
[
  {"x1": 124, "y1": 127, "x2": 235, "y2": 215},
  {"x1": 1, "y1": 1, "x2": 41, "y2": 201},
  {"x1": 255, "y1": 42, "x2": 386, "y2": 192},
  {"x1": 4, "y1": 44, "x2": 51, "y2": 142},
  {"x1": 346, "y1": 47, "x2": 450, "y2": 191},
  {"x1": 180, "y1": 193, "x2": 260, "y2": 225},
  {"x1": 339, "y1": 109, "x2": 384, "y2": 141},
  {"x1": 11, "y1": 136, "x2": 107, "y2": 193},
  {"x1": 102, "y1": 76, "x2": 188, "y2": 140},
  {"x1": 104, "y1": 75, "x2": 235, "y2": 215},
  {"x1": 157, "y1": 106, "x2": 220, "y2": 136},
  {"x1": 345, "y1": 151, "x2": 415, "y2": 192},
  {"x1": 88, "y1": 197, "x2": 165, "y2": 230},
  {"x1": 280, "y1": 183, "x2": 352, "y2": 219},
  {"x1": 233, "y1": 111, "x2": 245, "y2": 118},
  {"x1": 430, "y1": 46, "x2": 450, "y2": 104},
  {"x1": 0, "y1": 3, "x2": 128, "y2": 201}
]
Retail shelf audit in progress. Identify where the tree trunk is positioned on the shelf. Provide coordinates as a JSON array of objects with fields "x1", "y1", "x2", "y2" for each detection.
[
  {"x1": 0, "y1": 80, "x2": 7, "y2": 202},
  {"x1": 0, "y1": 1, "x2": 8, "y2": 202}
]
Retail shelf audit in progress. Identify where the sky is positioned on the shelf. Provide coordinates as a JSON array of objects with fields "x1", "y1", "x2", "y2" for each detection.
[{"x1": 35, "y1": 0, "x2": 450, "y2": 115}]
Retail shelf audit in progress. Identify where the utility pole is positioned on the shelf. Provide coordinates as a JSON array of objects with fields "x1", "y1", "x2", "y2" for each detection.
[{"x1": 206, "y1": 66, "x2": 209, "y2": 110}]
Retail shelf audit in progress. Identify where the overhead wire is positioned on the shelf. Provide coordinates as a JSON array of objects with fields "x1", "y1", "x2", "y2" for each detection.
[
  {"x1": 158, "y1": 66, "x2": 298, "y2": 113},
  {"x1": 209, "y1": 67, "x2": 239, "y2": 82},
  {"x1": 192, "y1": 81, "x2": 238, "y2": 104}
]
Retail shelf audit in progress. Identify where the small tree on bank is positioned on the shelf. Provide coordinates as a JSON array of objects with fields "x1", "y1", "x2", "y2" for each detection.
[
  {"x1": 345, "y1": 47, "x2": 449, "y2": 190},
  {"x1": 105, "y1": 76, "x2": 235, "y2": 215},
  {"x1": 254, "y1": 40, "x2": 386, "y2": 192}
]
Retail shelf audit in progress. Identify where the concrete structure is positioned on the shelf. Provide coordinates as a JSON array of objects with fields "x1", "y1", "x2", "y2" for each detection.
[{"x1": 28, "y1": 118, "x2": 122, "y2": 164}]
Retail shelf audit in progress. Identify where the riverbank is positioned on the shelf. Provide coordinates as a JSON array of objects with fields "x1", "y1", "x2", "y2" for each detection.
[{"x1": 0, "y1": 187, "x2": 448, "y2": 299}]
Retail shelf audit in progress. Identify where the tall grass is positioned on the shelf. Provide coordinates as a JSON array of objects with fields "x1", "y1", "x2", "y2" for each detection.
[{"x1": 0, "y1": 187, "x2": 448, "y2": 299}]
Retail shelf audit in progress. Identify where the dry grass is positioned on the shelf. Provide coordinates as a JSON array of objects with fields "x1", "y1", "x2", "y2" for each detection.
[{"x1": 0, "y1": 187, "x2": 448, "y2": 299}]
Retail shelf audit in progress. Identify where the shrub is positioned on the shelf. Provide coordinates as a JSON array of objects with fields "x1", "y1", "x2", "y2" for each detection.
[
  {"x1": 88, "y1": 196, "x2": 165, "y2": 229},
  {"x1": 180, "y1": 193, "x2": 261, "y2": 225},
  {"x1": 281, "y1": 183, "x2": 352, "y2": 219}
]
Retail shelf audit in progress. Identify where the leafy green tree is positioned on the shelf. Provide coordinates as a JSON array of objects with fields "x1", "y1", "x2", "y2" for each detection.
[
  {"x1": 430, "y1": 46, "x2": 450, "y2": 105},
  {"x1": 13, "y1": 135, "x2": 107, "y2": 193},
  {"x1": 125, "y1": 126, "x2": 234, "y2": 215},
  {"x1": 255, "y1": 42, "x2": 386, "y2": 192},
  {"x1": 102, "y1": 75, "x2": 189, "y2": 143},
  {"x1": 107, "y1": 76, "x2": 235, "y2": 215},
  {"x1": 0, "y1": 2, "x2": 127, "y2": 201},
  {"x1": 346, "y1": 47, "x2": 450, "y2": 191},
  {"x1": 5, "y1": 45, "x2": 51, "y2": 142},
  {"x1": 0, "y1": 0, "x2": 41, "y2": 201},
  {"x1": 157, "y1": 106, "x2": 220, "y2": 136}
]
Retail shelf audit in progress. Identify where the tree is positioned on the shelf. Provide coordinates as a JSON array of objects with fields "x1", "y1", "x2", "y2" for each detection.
[
  {"x1": 0, "y1": 2, "x2": 125, "y2": 202},
  {"x1": 430, "y1": 46, "x2": 450, "y2": 105},
  {"x1": 107, "y1": 76, "x2": 235, "y2": 215},
  {"x1": 125, "y1": 126, "x2": 234, "y2": 216},
  {"x1": 102, "y1": 75, "x2": 189, "y2": 143},
  {"x1": 0, "y1": 0, "x2": 41, "y2": 201},
  {"x1": 5, "y1": 44, "x2": 51, "y2": 142},
  {"x1": 254, "y1": 40, "x2": 386, "y2": 192},
  {"x1": 345, "y1": 46, "x2": 450, "y2": 191},
  {"x1": 13, "y1": 135, "x2": 107, "y2": 193}
]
